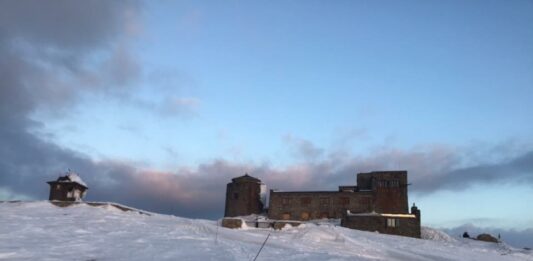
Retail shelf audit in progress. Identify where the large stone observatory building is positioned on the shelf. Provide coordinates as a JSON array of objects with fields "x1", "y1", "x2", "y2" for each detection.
[
  {"x1": 224, "y1": 170, "x2": 421, "y2": 238},
  {"x1": 269, "y1": 171, "x2": 409, "y2": 220}
]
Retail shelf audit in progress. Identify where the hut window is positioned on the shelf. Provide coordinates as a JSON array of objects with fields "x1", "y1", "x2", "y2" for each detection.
[
  {"x1": 56, "y1": 184, "x2": 61, "y2": 189},
  {"x1": 300, "y1": 212, "x2": 310, "y2": 220},
  {"x1": 387, "y1": 218, "x2": 399, "y2": 227},
  {"x1": 282, "y1": 213, "x2": 291, "y2": 220}
]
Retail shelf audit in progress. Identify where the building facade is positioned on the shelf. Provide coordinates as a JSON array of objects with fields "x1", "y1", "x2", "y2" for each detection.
[
  {"x1": 224, "y1": 170, "x2": 421, "y2": 238},
  {"x1": 268, "y1": 171, "x2": 409, "y2": 220},
  {"x1": 341, "y1": 211, "x2": 421, "y2": 238}
]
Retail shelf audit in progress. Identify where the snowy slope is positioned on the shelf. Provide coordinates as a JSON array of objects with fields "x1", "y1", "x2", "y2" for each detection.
[
  {"x1": 421, "y1": 226, "x2": 458, "y2": 243},
  {"x1": 0, "y1": 202, "x2": 531, "y2": 261}
]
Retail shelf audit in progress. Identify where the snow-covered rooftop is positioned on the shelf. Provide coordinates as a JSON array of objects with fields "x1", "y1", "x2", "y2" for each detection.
[
  {"x1": 56, "y1": 171, "x2": 88, "y2": 188},
  {"x1": 346, "y1": 210, "x2": 417, "y2": 218}
]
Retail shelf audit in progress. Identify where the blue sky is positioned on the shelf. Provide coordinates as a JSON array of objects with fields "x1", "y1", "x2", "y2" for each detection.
[{"x1": 1, "y1": 0, "x2": 532, "y2": 234}]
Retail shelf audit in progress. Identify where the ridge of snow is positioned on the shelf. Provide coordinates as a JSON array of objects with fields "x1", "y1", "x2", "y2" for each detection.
[
  {"x1": 0, "y1": 201, "x2": 531, "y2": 260},
  {"x1": 421, "y1": 226, "x2": 459, "y2": 243}
]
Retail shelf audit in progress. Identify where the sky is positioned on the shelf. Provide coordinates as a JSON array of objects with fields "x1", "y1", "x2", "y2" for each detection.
[{"x1": 1, "y1": 0, "x2": 532, "y2": 246}]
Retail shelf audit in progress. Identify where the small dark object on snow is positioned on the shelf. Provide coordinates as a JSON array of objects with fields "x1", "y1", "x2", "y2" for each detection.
[
  {"x1": 463, "y1": 231, "x2": 470, "y2": 238},
  {"x1": 476, "y1": 233, "x2": 499, "y2": 243}
]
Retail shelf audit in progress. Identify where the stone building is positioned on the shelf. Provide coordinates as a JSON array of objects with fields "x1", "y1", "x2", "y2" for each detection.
[
  {"x1": 224, "y1": 174, "x2": 266, "y2": 217},
  {"x1": 268, "y1": 171, "x2": 409, "y2": 220},
  {"x1": 341, "y1": 211, "x2": 421, "y2": 238},
  {"x1": 224, "y1": 170, "x2": 421, "y2": 238},
  {"x1": 47, "y1": 171, "x2": 88, "y2": 201}
]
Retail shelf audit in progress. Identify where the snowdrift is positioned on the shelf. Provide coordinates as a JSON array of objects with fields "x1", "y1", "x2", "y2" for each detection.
[{"x1": 0, "y1": 201, "x2": 531, "y2": 260}]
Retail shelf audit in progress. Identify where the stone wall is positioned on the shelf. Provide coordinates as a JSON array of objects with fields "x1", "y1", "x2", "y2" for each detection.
[
  {"x1": 224, "y1": 175, "x2": 264, "y2": 217},
  {"x1": 268, "y1": 191, "x2": 373, "y2": 220},
  {"x1": 341, "y1": 214, "x2": 421, "y2": 238},
  {"x1": 221, "y1": 218, "x2": 243, "y2": 229},
  {"x1": 358, "y1": 171, "x2": 409, "y2": 214}
]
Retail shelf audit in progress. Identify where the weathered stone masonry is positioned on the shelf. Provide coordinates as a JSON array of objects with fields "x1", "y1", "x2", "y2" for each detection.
[{"x1": 224, "y1": 170, "x2": 422, "y2": 238}]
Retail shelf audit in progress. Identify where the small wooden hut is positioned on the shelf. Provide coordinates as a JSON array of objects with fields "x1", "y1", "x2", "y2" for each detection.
[{"x1": 47, "y1": 170, "x2": 88, "y2": 201}]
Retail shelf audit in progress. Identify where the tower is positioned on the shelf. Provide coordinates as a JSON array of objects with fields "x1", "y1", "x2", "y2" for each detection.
[
  {"x1": 357, "y1": 170, "x2": 409, "y2": 213},
  {"x1": 224, "y1": 174, "x2": 265, "y2": 217}
]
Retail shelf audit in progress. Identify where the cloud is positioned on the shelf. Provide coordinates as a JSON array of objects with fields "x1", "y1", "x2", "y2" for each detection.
[
  {"x1": 0, "y1": 0, "x2": 197, "y2": 219},
  {"x1": 158, "y1": 97, "x2": 200, "y2": 117},
  {"x1": 284, "y1": 134, "x2": 324, "y2": 161},
  {"x1": 0, "y1": 1, "x2": 532, "y2": 223},
  {"x1": 0, "y1": 0, "x2": 143, "y2": 209},
  {"x1": 0, "y1": 0, "x2": 138, "y2": 50},
  {"x1": 0, "y1": 1, "x2": 143, "y2": 118}
]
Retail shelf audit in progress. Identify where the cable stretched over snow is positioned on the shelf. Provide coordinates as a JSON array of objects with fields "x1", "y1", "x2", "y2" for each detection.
[{"x1": 253, "y1": 233, "x2": 270, "y2": 261}]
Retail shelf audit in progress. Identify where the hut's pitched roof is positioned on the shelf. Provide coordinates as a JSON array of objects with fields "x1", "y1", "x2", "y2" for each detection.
[
  {"x1": 48, "y1": 171, "x2": 88, "y2": 189},
  {"x1": 231, "y1": 173, "x2": 261, "y2": 183}
]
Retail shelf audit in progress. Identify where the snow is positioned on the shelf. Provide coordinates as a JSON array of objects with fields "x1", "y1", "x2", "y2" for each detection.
[
  {"x1": 64, "y1": 172, "x2": 88, "y2": 188},
  {"x1": 421, "y1": 226, "x2": 459, "y2": 243},
  {"x1": 347, "y1": 210, "x2": 417, "y2": 218},
  {"x1": 0, "y1": 201, "x2": 532, "y2": 261},
  {"x1": 260, "y1": 184, "x2": 267, "y2": 207}
]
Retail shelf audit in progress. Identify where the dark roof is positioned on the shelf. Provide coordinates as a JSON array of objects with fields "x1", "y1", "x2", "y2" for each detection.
[
  {"x1": 271, "y1": 190, "x2": 373, "y2": 194},
  {"x1": 231, "y1": 173, "x2": 261, "y2": 183},
  {"x1": 47, "y1": 174, "x2": 88, "y2": 189},
  {"x1": 358, "y1": 170, "x2": 407, "y2": 175}
]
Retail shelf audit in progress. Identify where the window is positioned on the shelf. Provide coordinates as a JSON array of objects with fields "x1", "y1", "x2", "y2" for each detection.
[
  {"x1": 377, "y1": 179, "x2": 400, "y2": 188},
  {"x1": 56, "y1": 184, "x2": 61, "y2": 189},
  {"x1": 282, "y1": 213, "x2": 291, "y2": 220},
  {"x1": 387, "y1": 218, "x2": 399, "y2": 227},
  {"x1": 300, "y1": 197, "x2": 311, "y2": 206},
  {"x1": 319, "y1": 197, "x2": 330, "y2": 205},
  {"x1": 300, "y1": 212, "x2": 310, "y2": 220}
]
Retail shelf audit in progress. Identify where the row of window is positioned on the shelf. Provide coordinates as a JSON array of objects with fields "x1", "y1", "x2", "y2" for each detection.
[
  {"x1": 376, "y1": 179, "x2": 400, "y2": 188},
  {"x1": 281, "y1": 197, "x2": 371, "y2": 206},
  {"x1": 280, "y1": 214, "x2": 401, "y2": 228},
  {"x1": 281, "y1": 211, "x2": 330, "y2": 220}
]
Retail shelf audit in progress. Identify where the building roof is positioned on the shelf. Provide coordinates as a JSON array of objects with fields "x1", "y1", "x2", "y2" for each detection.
[
  {"x1": 231, "y1": 173, "x2": 261, "y2": 183},
  {"x1": 346, "y1": 210, "x2": 416, "y2": 218},
  {"x1": 357, "y1": 170, "x2": 408, "y2": 175},
  {"x1": 47, "y1": 171, "x2": 88, "y2": 189}
]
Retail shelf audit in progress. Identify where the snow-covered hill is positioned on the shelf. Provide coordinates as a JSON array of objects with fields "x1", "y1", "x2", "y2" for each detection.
[{"x1": 0, "y1": 201, "x2": 531, "y2": 261}]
